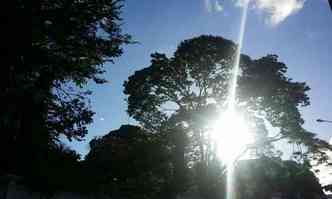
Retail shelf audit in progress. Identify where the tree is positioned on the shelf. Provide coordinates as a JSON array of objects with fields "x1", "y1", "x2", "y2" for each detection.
[
  {"x1": 324, "y1": 184, "x2": 332, "y2": 192},
  {"x1": 22, "y1": 144, "x2": 84, "y2": 194},
  {"x1": 84, "y1": 125, "x2": 172, "y2": 199},
  {"x1": 235, "y1": 158, "x2": 325, "y2": 199},
  {"x1": 1, "y1": 0, "x2": 130, "y2": 181},
  {"x1": 124, "y1": 35, "x2": 332, "y2": 196}
]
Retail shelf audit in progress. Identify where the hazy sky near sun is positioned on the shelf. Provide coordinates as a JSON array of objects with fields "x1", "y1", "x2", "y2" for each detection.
[{"x1": 65, "y1": 0, "x2": 332, "y2": 170}]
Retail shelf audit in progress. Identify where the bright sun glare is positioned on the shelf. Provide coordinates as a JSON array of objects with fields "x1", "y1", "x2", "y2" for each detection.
[
  {"x1": 210, "y1": 0, "x2": 251, "y2": 169},
  {"x1": 210, "y1": 108, "x2": 253, "y2": 165}
]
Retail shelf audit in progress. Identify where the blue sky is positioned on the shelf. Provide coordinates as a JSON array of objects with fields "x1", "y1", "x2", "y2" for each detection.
[{"x1": 65, "y1": 0, "x2": 332, "y2": 164}]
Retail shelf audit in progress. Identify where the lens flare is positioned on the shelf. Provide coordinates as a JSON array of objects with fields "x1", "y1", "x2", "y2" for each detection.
[
  {"x1": 225, "y1": 1, "x2": 250, "y2": 199},
  {"x1": 228, "y1": 0, "x2": 249, "y2": 109},
  {"x1": 210, "y1": 109, "x2": 253, "y2": 165}
]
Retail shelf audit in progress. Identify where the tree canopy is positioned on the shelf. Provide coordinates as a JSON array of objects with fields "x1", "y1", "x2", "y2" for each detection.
[
  {"x1": 124, "y1": 35, "x2": 331, "y2": 160},
  {"x1": 124, "y1": 35, "x2": 332, "y2": 196},
  {"x1": 85, "y1": 125, "x2": 172, "y2": 199},
  {"x1": 1, "y1": 0, "x2": 130, "y2": 181},
  {"x1": 235, "y1": 158, "x2": 325, "y2": 199}
]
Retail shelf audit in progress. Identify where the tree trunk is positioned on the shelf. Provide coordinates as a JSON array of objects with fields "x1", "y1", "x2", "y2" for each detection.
[{"x1": 172, "y1": 127, "x2": 187, "y2": 195}]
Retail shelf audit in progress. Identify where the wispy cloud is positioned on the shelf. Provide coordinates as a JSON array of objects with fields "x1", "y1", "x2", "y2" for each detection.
[
  {"x1": 215, "y1": 0, "x2": 224, "y2": 12},
  {"x1": 205, "y1": 0, "x2": 224, "y2": 13},
  {"x1": 235, "y1": 0, "x2": 305, "y2": 26}
]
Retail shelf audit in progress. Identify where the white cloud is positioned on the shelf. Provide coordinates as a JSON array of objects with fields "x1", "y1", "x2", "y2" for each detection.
[
  {"x1": 215, "y1": 0, "x2": 224, "y2": 12},
  {"x1": 204, "y1": 0, "x2": 224, "y2": 12},
  {"x1": 100, "y1": 117, "x2": 105, "y2": 121},
  {"x1": 235, "y1": 0, "x2": 305, "y2": 25}
]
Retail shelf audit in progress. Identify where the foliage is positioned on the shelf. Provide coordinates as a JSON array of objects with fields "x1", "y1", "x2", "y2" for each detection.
[
  {"x1": 84, "y1": 125, "x2": 173, "y2": 198},
  {"x1": 124, "y1": 35, "x2": 332, "y2": 196},
  {"x1": 124, "y1": 36, "x2": 235, "y2": 131},
  {"x1": 1, "y1": 0, "x2": 130, "y2": 191},
  {"x1": 235, "y1": 158, "x2": 325, "y2": 199},
  {"x1": 324, "y1": 184, "x2": 332, "y2": 192},
  {"x1": 238, "y1": 54, "x2": 332, "y2": 162},
  {"x1": 22, "y1": 145, "x2": 84, "y2": 193}
]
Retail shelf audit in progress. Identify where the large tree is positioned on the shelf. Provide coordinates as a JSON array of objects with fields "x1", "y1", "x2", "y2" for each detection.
[
  {"x1": 84, "y1": 125, "x2": 172, "y2": 199},
  {"x1": 235, "y1": 158, "x2": 325, "y2": 199},
  {"x1": 1, "y1": 0, "x2": 130, "y2": 177},
  {"x1": 124, "y1": 35, "x2": 332, "y2": 195}
]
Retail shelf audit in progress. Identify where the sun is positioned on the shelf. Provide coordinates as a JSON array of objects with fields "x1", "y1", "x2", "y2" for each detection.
[{"x1": 210, "y1": 108, "x2": 253, "y2": 165}]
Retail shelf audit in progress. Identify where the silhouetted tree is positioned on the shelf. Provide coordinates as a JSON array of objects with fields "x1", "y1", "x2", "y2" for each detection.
[
  {"x1": 84, "y1": 125, "x2": 172, "y2": 199},
  {"x1": 23, "y1": 145, "x2": 85, "y2": 194},
  {"x1": 124, "y1": 35, "x2": 332, "y2": 196},
  {"x1": 324, "y1": 184, "x2": 332, "y2": 192},
  {"x1": 235, "y1": 158, "x2": 325, "y2": 199},
  {"x1": 1, "y1": 0, "x2": 130, "y2": 185}
]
